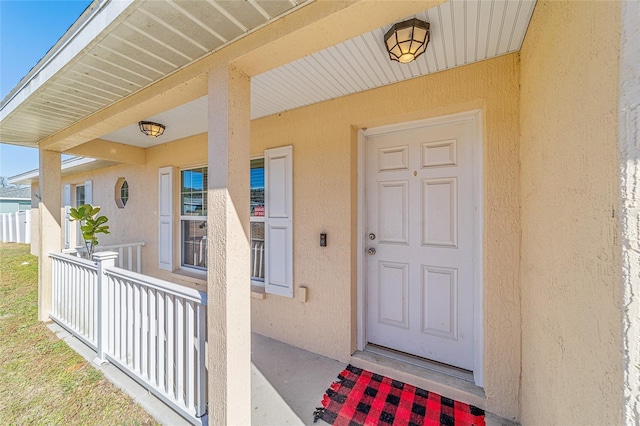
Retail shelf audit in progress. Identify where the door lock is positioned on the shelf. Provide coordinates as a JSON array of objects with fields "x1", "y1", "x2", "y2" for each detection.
[
  {"x1": 369, "y1": 233, "x2": 376, "y2": 240},
  {"x1": 367, "y1": 247, "x2": 376, "y2": 256}
]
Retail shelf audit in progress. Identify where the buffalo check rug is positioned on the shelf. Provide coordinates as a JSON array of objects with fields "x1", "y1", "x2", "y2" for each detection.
[{"x1": 313, "y1": 365, "x2": 485, "y2": 426}]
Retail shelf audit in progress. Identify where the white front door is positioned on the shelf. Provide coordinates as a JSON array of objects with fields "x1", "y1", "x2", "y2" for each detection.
[{"x1": 365, "y1": 116, "x2": 477, "y2": 371}]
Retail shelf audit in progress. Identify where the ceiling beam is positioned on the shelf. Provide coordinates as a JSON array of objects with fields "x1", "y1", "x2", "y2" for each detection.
[{"x1": 64, "y1": 138, "x2": 146, "y2": 165}]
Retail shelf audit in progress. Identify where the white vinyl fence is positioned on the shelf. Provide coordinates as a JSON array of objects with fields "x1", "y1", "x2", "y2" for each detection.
[
  {"x1": 50, "y1": 251, "x2": 208, "y2": 424},
  {"x1": 0, "y1": 210, "x2": 31, "y2": 244}
]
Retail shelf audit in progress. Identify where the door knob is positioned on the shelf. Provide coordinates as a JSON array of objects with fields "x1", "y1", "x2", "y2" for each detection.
[{"x1": 367, "y1": 247, "x2": 376, "y2": 255}]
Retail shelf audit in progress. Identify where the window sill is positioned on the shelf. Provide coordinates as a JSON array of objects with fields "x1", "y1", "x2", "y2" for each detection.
[
  {"x1": 251, "y1": 285, "x2": 266, "y2": 300},
  {"x1": 170, "y1": 269, "x2": 207, "y2": 287}
]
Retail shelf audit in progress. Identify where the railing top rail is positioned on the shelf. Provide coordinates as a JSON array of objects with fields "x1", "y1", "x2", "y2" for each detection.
[
  {"x1": 105, "y1": 266, "x2": 207, "y2": 305},
  {"x1": 94, "y1": 241, "x2": 146, "y2": 250},
  {"x1": 49, "y1": 251, "x2": 97, "y2": 270}
]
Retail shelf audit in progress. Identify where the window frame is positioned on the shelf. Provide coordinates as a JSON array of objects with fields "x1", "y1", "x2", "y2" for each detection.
[
  {"x1": 74, "y1": 184, "x2": 85, "y2": 247},
  {"x1": 250, "y1": 156, "x2": 266, "y2": 287},
  {"x1": 179, "y1": 166, "x2": 208, "y2": 273}
]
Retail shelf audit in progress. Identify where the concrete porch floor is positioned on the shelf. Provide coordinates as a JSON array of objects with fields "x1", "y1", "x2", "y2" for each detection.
[{"x1": 49, "y1": 323, "x2": 516, "y2": 425}]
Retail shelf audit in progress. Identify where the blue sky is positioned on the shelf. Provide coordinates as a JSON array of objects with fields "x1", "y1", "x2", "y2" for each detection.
[{"x1": 0, "y1": 0, "x2": 90, "y2": 180}]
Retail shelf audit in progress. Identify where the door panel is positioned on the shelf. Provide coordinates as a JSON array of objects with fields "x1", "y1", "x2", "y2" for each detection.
[
  {"x1": 378, "y1": 181, "x2": 409, "y2": 244},
  {"x1": 365, "y1": 118, "x2": 476, "y2": 371}
]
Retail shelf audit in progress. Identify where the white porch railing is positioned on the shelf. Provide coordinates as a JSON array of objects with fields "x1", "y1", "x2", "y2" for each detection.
[
  {"x1": 49, "y1": 251, "x2": 208, "y2": 424},
  {"x1": 71, "y1": 241, "x2": 145, "y2": 273},
  {"x1": 51, "y1": 252, "x2": 99, "y2": 349},
  {"x1": 251, "y1": 238, "x2": 265, "y2": 280},
  {"x1": 95, "y1": 242, "x2": 145, "y2": 273}
]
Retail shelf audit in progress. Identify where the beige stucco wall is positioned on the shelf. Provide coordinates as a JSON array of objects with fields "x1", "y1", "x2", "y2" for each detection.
[
  {"x1": 58, "y1": 53, "x2": 521, "y2": 419},
  {"x1": 58, "y1": 134, "x2": 210, "y2": 289},
  {"x1": 519, "y1": 2, "x2": 623, "y2": 424},
  {"x1": 251, "y1": 53, "x2": 521, "y2": 419}
]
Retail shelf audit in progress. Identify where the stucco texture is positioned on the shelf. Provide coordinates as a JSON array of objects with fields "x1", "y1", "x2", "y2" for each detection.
[
  {"x1": 57, "y1": 134, "x2": 211, "y2": 290},
  {"x1": 519, "y1": 1, "x2": 623, "y2": 424},
  {"x1": 251, "y1": 53, "x2": 521, "y2": 419},
  {"x1": 58, "y1": 54, "x2": 521, "y2": 419}
]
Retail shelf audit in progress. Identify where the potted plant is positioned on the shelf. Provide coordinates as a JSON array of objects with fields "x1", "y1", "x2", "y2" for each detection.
[{"x1": 69, "y1": 204, "x2": 110, "y2": 258}]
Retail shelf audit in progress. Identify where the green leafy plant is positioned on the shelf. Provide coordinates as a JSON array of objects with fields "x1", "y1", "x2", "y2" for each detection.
[{"x1": 69, "y1": 204, "x2": 110, "y2": 257}]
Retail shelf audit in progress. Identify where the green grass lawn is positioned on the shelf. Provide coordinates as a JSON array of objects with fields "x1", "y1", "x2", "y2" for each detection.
[{"x1": 0, "y1": 243, "x2": 158, "y2": 425}]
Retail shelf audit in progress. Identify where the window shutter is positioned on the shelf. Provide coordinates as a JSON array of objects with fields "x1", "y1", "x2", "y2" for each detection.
[
  {"x1": 63, "y1": 184, "x2": 71, "y2": 249},
  {"x1": 84, "y1": 180, "x2": 93, "y2": 205},
  {"x1": 158, "y1": 167, "x2": 173, "y2": 271},
  {"x1": 265, "y1": 146, "x2": 293, "y2": 298},
  {"x1": 63, "y1": 184, "x2": 71, "y2": 206}
]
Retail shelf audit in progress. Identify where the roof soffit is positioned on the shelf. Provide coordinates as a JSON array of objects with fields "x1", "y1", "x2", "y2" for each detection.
[{"x1": 0, "y1": 0, "x2": 316, "y2": 149}]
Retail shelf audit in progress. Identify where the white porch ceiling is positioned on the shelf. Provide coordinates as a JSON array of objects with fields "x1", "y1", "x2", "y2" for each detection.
[
  {"x1": 2, "y1": 0, "x2": 536, "y2": 150},
  {"x1": 251, "y1": 0, "x2": 536, "y2": 119},
  {"x1": 0, "y1": 0, "x2": 310, "y2": 146},
  {"x1": 101, "y1": 0, "x2": 536, "y2": 148}
]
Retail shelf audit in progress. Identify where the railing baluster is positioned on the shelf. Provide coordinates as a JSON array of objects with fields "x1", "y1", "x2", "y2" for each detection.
[
  {"x1": 148, "y1": 288, "x2": 157, "y2": 385},
  {"x1": 176, "y1": 297, "x2": 185, "y2": 405},
  {"x1": 259, "y1": 243, "x2": 265, "y2": 278},
  {"x1": 133, "y1": 283, "x2": 141, "y2": 372},
  {"x1": 185, "y1": 300, "x2": 195, "y2": 410},
  {"x1": 72, "y1": 264, "x2": 77, "y2": 331},
  {"x1": 141, "y1": 285, "x2": 148, "y2": 378},
  {"x1": 114, "y1": 277, "x2": 121, "y2": 359},
  {"x1": 127, "y1": 247, "x2": 133, "y2": 272},
  {"x1": 136, "y1": 245, "x2": 142, "y2": 273},
  {"x1": 127, "y1": 279, "x2": 134, "y2": 366},
  {"x1": 83, "y1": 266, "x2": 87, "y2": 338},
  {"x1": 167, "y1": 295, "x2": 175, "y2": 400},
  {"x1": 158, "y1": 291, "x2": 166, "y2": 392},
  {"x1": 107, "y1": 274, "x2": 114, "y2": 354},
  {"x1": 196, "y1": 303, "x2": 207, "y2": 418}
]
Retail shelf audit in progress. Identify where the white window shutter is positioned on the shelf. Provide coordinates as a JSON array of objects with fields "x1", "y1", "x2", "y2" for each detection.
[
  {"x1": 265, "y1": 146, "x2": 293, "y2": 298},
  {"x1": 84, "y1": 180, "x2": 93, "y2": 205},
  {"x1": 158, "y1": 167, "x2": 173, "y2": 271},
  {"x1": 63, "y1": 184, "x2": 71, "y2": 249},
  {"x1": 63, "y1": 184, "x2": 71, "y2": 206}
]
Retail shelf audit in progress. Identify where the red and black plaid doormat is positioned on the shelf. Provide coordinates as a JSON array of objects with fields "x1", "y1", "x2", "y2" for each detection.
[{"x1": 313, "y1": 365, "x2": 485, "y2": 426}]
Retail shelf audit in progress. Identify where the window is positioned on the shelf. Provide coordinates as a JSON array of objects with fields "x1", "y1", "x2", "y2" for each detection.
[
  {"x1": 75, "y1": 185, "x2": 85, "y2": 207},
  {"x1": 178, "y1": 161, "x2": 267, "y2": 279},
  {"x1": 180, "y1": 167, "x2": 207, "y2": 270},
  {"x1": 121, "y1": 181, "x2": 129, "y2": 205},
  {"x1": 251, "y1": 158, "x2": 265, "y2": 284},
  {"x1": 75, "y1": 185, "x2": 85, "y2": 246},
  {"x1": 159, "y1": 146, "x2": 292, "y2": 297},
  {"x1": 115, "y1": 177, "x2": 129, "y2": 208}
]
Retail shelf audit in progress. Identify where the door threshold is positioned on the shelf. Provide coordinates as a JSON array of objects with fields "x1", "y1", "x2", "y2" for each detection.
[
  {"x1": 351, "y1": 347, "x2": 486, "y2": 411},
  {"x1": 364, "y1": 344, "x2": 474, "y2": 382}
]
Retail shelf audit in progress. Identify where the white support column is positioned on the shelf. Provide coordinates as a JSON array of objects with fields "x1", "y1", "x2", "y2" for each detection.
[
  {"x1": 38, "y1": 149, "x2": 62, "y2": 321},
  {"x1": 207, "y1": 63, "x2": 251, "y2": 425}
]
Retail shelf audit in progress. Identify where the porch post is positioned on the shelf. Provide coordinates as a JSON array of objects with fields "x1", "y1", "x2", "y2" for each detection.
[
  {"x1": 206, "y1": 63, "x2": 251, "y2": 425},
  {"x1": 37, "y1": 149, "x2": 61, "y2": 321},
  {"x1": 93, "y1": 251, "x2": 118, "y2": 365}
]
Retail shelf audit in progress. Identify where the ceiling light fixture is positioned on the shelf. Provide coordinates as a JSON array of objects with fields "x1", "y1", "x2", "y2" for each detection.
[
  {"x1": 138, "y1": 121, "x2": 165, "y2": 137},
  {"x1": 384, "y1": 18, "x2": 430, "y2": 64}
]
